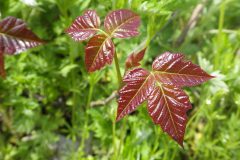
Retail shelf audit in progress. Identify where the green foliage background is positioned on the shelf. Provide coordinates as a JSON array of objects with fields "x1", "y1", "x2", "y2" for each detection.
[{"x1": 0, "y1": 0, "x2": 239, "y2": 159}]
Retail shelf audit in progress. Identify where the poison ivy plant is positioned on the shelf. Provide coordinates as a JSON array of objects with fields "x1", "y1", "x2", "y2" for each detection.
[
  {"x1": 118, "y1": 52, "x2": 213, "y2": 146},
  {"x1": 0, "y1": 16, "x2": 44, "y2": 77},
  {"x1": 125, "y1": 48, "x2": 146, "y2": 70},
  {"x1": 66, "y1": 9, "x2": 140, "y2": 72},
  {"x1": 66, "y1": 9, "x2": 213, "y2": 147}
]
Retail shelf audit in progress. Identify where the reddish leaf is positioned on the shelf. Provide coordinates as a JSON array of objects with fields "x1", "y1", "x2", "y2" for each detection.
[
  {"x1": 117, "y1": 68, "x2": 155, "y2": 121},
  {"x1": 125, "y1": 48, "x2": 146, "y2": 69},
  {"x1": 117, "y1": 52, "x2": 214, "y2": 146},
  {"x1": 152, "y1": 52, "x2": 214, "y2": 87},
  {"x1": 147, "y1": 84, "x2": 192, "y2": 146},
  {"x1": 66, "y1": 10, "x2": 100, "y2": 41},
  {"x1": 85, "y1": 34, "x2": 115, "y2": 72},
  {"x1": 0, "y1": 16, "x2": 44, "y2": 55},
  {"x1": 104, "y1": 9, "x2": 140, "y2": 38}
]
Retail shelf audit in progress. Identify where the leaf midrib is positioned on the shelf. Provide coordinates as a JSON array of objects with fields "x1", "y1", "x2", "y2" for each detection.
[
  {"x1": 89, "y1": 36, "x2": 109, "y2": 70},
  {"x1": 155, "y1": 70, "x2": 209, "y2": 78},
  {"x1": 118, "y1": 73, "x2": 152, "y2": 119},
  {"x1": 155, "y1": 80, "x2": 179, "y2": 139},
  {"x1": 0, "y1": 32, "x2": 42, "y2": 43},
  {"x1": 108, "y1": 15, "x2": 139, "y2": 36}
]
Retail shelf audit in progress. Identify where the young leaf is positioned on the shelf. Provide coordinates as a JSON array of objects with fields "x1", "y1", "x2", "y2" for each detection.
[
  {"x1": 117, "y1": 68, "x2": 155, "y2": 121},
  {"x1": 125, "y1": 48, "x2": 146, "y2": 69},
  {"x1": 117, "y1": 52, "x2": 214, "y2": 146},
  {"x1": 0, "y1": 16, "x2": 44, "y2": 55},
  {"x1": 147, "y1": 84, "x2": 192, "y2": 146},
  {"x1": 104, "y1": 9, "x2": 140, "y2": 38},
  {"x1": 152, "y1": 52, "x2": 214, "y2": 87},
  {"x1": 66, "y1": 9, "x2": 141, "y2": 73},
  {"x1": 0, "y1": 16, "x2": 44, "y2": 78},
  {"x1": 66, "y1": 10, "x2": 100, "y2": 41},
  {"x1": 85, "y1": 34, "x2": 115, "y2": 72}
]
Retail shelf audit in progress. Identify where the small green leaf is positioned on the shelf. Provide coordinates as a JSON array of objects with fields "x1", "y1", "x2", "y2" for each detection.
[{"x1": 59, "y1": 64, "x2": 78, "y2": 77}]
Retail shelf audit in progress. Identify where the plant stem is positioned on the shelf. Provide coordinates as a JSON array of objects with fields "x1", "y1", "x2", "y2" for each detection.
[
  {"x1": 87, "y1": 80, "x2": 94, "y2": 109},
  {"x1": 96, "y1": 29, "x2": 110, "y2": 37},
  {"x1": 112, "y1": 106, "x2": 117, "y2": 159},
  {"x1": 81, "y1": 76, "x2": 94, "y2": 142},
  {"x1": 69, "y1": 40, "x2": 78, "y2": 141},
  {"x1": 218, "y1": 1, "x2": 225, "y2": 38},
  {"x1": 114, "y1": 52, "x2": 122, "y2": 87},
  {"x1": 116, "y1": 119, "x2": 126, "y2": 159},
  {"x1": 112, "y1": 51, "x2": 123, "y2": 160},
  {"x1": 77, "y1": 78, "x2": 94, "y2": 157},
  {"x1": 215, "y1": 1, "x2": 225, "y2": 69},
  {"x1": 163, "y1": 138, "x2": 169, "y2": 160},
  {"x1": 68, "y1": 41, "x2": 80, "y2": 158}
]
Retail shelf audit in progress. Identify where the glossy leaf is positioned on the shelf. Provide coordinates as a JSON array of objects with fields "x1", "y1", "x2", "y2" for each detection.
[
  {"x1": 117, "y1": 68, "x2": 154, "y2": 121},
  {"x1": 0, "y1": 16, "x2": 44, "y2": 78},
  {"x1": 66, "y1": 10, "x2": 100, "y2": 41},
  {"x1": 85, "y1": 34, "x2": 114, "y2": 72},
  {"x1": 0, "y1": 16, "x2": 44, "y2": 55},
  {"x1": 104, "y1": 9, "x2": 140, "y2": 38},
  {"x1": 117, "y1": 52, "x2": 214, "y2": 146},
  {"x1": 148, "y1": 84, "x2": 192, "y2": 146},
  {"x1": 152, "y1": 52, "x2": 214, "y2": 87},
  {"x1": 66, "y1": 9, "x2": 141, "y2": 73},
  {"x1": 125, "y1": 48, "x2": 146, "y2": 69}
]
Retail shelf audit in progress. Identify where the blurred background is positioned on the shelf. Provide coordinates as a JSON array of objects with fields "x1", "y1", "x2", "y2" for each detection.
[{"x1": 0, "y1": 0, "x2": 239, "y2": 159}]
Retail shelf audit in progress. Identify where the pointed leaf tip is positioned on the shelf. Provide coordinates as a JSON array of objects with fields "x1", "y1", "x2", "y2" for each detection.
[
  {"x1": 85, "y1": 34, "x2": 115, "y2": 72},
  {"x1": 117, "y1": 68, "x2": 155, "y2": 120},
  {"x1": 66, "y1": 10, "x2": 100, "y2": 41},
  {"x1": 104, "y1": 9, "x2": 140, "y2": 38},
  {"x1": 152, "y1": 52, "x2": 214, "y2": 87},
  {"x1": 0, "y1": 16, "x2": 44, "y2": 78},
  {"x1": 125, "y1": 48, "x2": 146, "y2": 69},
  {"x1": 147, "y1": 84, "x2": 192, "y2": 146},
  {"x1": 117, "y1": 52, "x2": 213, "y2": 146},
  {"x1": 0, "y1": 16, "x2": 44, "y2": 55}
]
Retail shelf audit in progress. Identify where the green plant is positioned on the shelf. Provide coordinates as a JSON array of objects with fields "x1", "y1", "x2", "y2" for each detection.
[
  {"x1": 0, "y1": 16, "x2": 44, "y2": 77},
  {"x1": 66, "y1": 9, "x2": 213, "y2": 147},
  {"x1": 1, "y1": 0, "x2": 239, "y2": 159}
]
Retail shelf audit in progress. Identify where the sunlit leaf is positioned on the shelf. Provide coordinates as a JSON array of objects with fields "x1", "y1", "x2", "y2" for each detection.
[
  {"x1": 66, "y1": 10, "x2": 100, "y2": 41},
  {"x1": 152, "y1": 52, "x2": 214, "y2": 87},
  {"x1": 104, "y1": 9, "x2": 140, "y2": 38},
  {"x1": 66, "y1": 9, "x2": 142, "y2": 73},
  {"x1": 148, "y1": 84, "x2": 192, "y2": 146},
  {"x1": 0, "y1": 16, "x2": 44, "y2": 78},
  {"x1": 85, "y1": 34, "x2": 114, "y2": 72},
  {"x1": 117, "y1": 52, "x2": 214, "y2": 146},
  {"x1": 0, "y1": 16, "x2": 44, "y2": 55},
  {"x1": 125, "y1": 48, "x2": 146, "y2": 69},
  {"x1": 117, "y1": 68, "x2": 155, "y2": 121}
]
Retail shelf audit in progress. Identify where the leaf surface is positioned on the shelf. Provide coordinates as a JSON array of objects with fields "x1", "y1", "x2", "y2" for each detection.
[
  {"x1": 117, "y1": 52, "x2": 214, "y2": 146},
  {"x1": 0, "y1": 16, "x2": 44, "y2": 55},
  {"x1": 125, "y1": 48, "x2": 146, "y2": 69},
  {"x1": 152, "y1": 52, "x2": 214, "y2": 87},
  {"x1": 147, "y1": 83, "x2": 191, "y2": 146},
  {"x1": 66, "y1": 10, "x2": 100, "y2": 41},
  {"x1": 104, "y1": 9, "x2": 140, "y2": 38},
  {"x1": 117, "y1": 68, "x2": 155, "y2": 121},
  {"x1": 85, "y1": 34, "x2": 114, "y2": 72}
]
